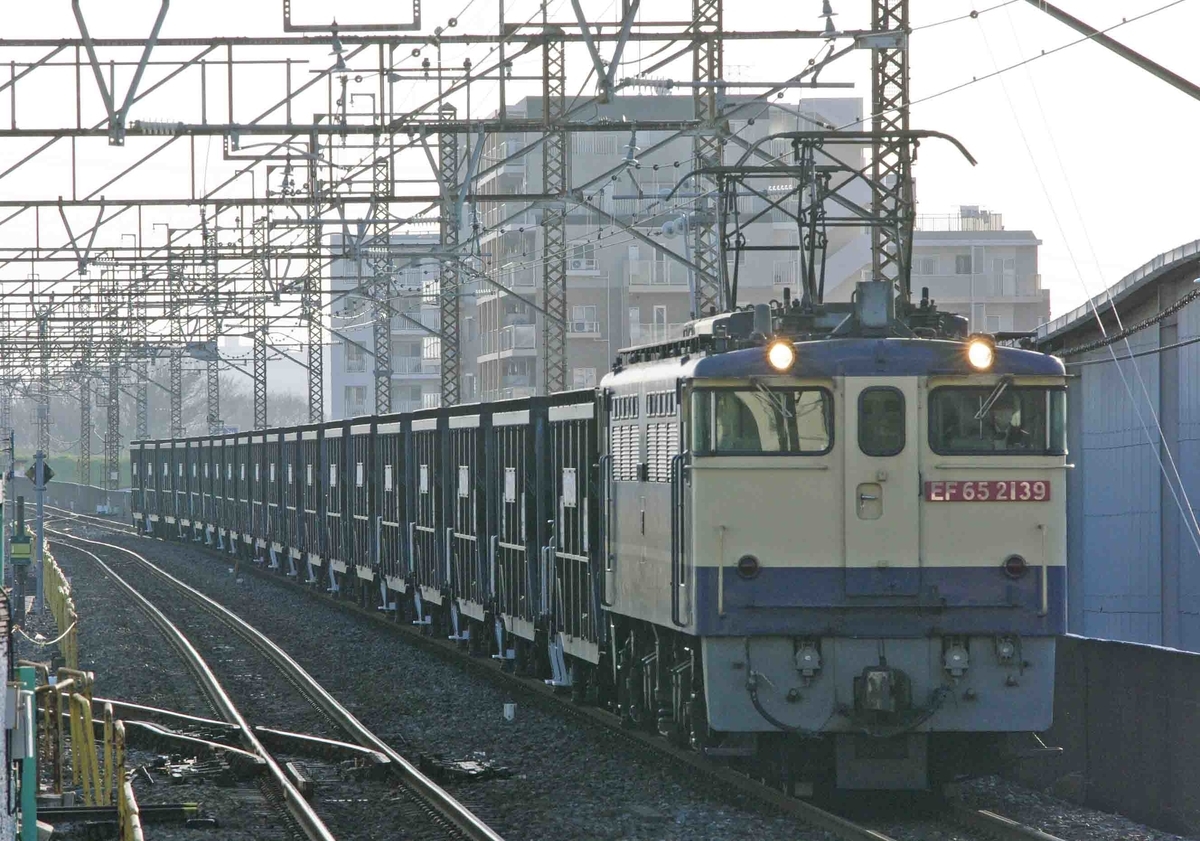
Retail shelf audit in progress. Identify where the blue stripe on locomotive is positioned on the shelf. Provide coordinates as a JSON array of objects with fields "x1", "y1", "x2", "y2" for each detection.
[{"x1": 689, "y1": 565, "x2": 1066, "y2": 637}]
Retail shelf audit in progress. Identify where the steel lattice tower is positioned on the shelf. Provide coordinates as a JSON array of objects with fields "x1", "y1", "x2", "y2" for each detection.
[
  {"x1": 105, "y1": 354, "x2": 120, "y2": 489},
  {"x1": 372, "y1": 153, "x2": 393, "y2": 415},
  {"x1": 691, "y1": 0, "x2": 725, "y2": 316},
  {"x1": 133, "y1": 281, "x2": 149, "y2": 441},
  {"x1": 36, "y1": 308, "x2": 50, "y2": 457},
  {"x1": 204, "y1": 223, "x2": 222, "y2": 434},
  {"x1": 870, "y1": 0, "x2": 913, "y2": 300},
  {"x1": 305, "y1": 140, "x2": 324, "y2": 424},
  {"x1": 78, "y1": 372, "x2": 91, "y2": 485},
  {"x1": 0, "y1": 388, "x2": 11, "y2": 448},
  {"x1": 77, "y1": 291, "x2": 93, "y2": 486},
  {"x1": 439, "y1": 128, "x2": 461, "y2": 407},
  {"x1": 168, "y1": 266, "x2": 184, "y2": 439},
  {"x1": 252, "y1": 217, "x2": 269, "y2": 429},
  {"x1": 541, "y1": 24, "x2": 568, "y2": 395}
]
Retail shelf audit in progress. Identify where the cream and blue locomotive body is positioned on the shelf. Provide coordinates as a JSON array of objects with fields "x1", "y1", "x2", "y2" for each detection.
[{"x1": 602, "y1": 313, "x2": 1066, "y2": 789}]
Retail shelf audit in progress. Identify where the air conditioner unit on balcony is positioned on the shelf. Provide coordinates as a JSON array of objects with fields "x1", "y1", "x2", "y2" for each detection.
[
  {"x1": 568, "y1": 259, "x2": 586, "y2": 271},
  {"x1": 571, "y1": 321, "x2": 589, "y2": 333}
]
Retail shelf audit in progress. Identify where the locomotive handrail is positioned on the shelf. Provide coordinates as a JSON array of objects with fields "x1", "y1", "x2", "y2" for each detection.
[
  {"x1": 669, "y1": 453, "x2": 687, "y2": 628},
  {"x1": 598, "y1": 453, "x2": 614, "y2": 608}
]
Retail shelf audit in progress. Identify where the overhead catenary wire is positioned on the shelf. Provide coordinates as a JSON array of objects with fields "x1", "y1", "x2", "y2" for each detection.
[{"x1": 973, "y1": 10, "x2": 1200, "y2": 560}]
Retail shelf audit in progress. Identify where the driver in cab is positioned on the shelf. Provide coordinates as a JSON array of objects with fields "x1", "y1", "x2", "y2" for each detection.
[{"x1": 989, "y1": 394, "x2": 1030, "y2": 450}]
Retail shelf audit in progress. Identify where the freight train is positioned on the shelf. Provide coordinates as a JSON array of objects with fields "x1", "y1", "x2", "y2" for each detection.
[{"x1": 130, "y1": 281, "x2": 1067, "y2": 793}]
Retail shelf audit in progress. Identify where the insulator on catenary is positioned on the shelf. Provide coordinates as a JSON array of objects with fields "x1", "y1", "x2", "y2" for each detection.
[{"x1": 132, "y1": 121, "x2": 186, "y2": 136}]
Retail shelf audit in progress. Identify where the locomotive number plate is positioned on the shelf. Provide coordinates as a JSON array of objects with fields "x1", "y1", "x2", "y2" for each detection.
[{"x1": 924, "y1": 479, "x2": 1050, "y2": 502}]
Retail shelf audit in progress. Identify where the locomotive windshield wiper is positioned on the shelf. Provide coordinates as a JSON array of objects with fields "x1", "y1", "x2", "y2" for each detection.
[
  {"x1": 753, "y1": 379, "x2": 793, "y2": 419},
  {"x1": 973, "y1": 375, "x2": 1014, "y2": 421}
]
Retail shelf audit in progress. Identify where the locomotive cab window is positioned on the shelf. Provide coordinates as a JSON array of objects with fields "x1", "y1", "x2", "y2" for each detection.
[
  {"x1": 929, "y1": 386, "x2": 1066, "y2": 455},
  {"x1": 691, "y1": 387, "x2": 832, "y2": 455},
  {"x1": 859, "y1": 387, "x2": 905, "y2": 456}
]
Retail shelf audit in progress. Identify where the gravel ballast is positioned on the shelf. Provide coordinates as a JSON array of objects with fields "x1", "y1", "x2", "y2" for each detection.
[
  {"x1": 50, "y1": 525, "x2": 831, "y2": 841},
  {"x1": 43, "y1": 519, "x2": 1199, "y2": 841}
]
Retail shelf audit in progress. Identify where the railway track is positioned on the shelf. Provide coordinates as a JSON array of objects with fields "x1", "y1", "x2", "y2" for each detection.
[
  {"x1": 46, "y1": 523, "x2": 504, "y2": 841},
  {"x1": 49, "y1": 508, "x2": 1070, "y2": 841}
]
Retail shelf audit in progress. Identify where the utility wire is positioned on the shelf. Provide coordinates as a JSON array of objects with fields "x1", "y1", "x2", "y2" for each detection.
[{"x1": 975, "y1": 11, "x2": 1200, "y2": 561}]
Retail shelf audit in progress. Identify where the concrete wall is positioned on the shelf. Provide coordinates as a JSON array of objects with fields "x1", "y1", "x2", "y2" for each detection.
[
  {"x1": 1018, "y1": 635, "x2": 1200, "y2": 836},
  {"x1": 12, "y1": 479, "x2": 129, "y2": 517}
]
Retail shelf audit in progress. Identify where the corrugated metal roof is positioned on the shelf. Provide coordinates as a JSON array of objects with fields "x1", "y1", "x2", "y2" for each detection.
[{"x1": 1037, "y1": 238, "x2": 1200, "y2": 344}]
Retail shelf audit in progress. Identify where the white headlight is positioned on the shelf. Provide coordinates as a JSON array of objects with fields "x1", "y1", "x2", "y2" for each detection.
[
  {"x1": 767, "y1": 340, "x2": 795, "y2": 372},
  {"x1": 967, "y1": 339, "x2": 994, "y2": 370}
]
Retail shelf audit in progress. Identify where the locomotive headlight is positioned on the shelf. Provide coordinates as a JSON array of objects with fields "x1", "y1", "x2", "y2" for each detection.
[
  {"x1": 766, "y1": 340, "x2": 796, "y2": 372},
  {"x1": 966, "y1": 336, "x2": 995, "y2": 371}
]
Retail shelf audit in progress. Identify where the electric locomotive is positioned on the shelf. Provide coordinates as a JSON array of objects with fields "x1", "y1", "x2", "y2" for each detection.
[
  {"x1": 602, "y1": 280, "x2": 1066, "y2": 791},
  {"x1": 129, "y1": 279, "x2": 1065, "y2": 794}
]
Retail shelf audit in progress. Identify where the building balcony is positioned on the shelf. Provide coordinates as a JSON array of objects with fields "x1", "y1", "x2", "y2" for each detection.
[
  {"x1": 915, "y1": 273, "x2": 1043, "y2": 303},
  {"x1": 481, "y1": 204, "x2": 533, "y2": 232},
  {"x1": 483, "y1": 385, "x2": 538, "y2": 401},
  {"x1": 567, "y1": 320, "x2": 601, "y2": 338},
  {"x1": 916, "y1": 209, "x2": 1004, "y2": 232},
  {"x1": 390, "y1": 356, "x2": 439, "y2": 378},
  {"x1": 627, "y1": 259, "x2": 690, "y2": 292},
  {"x1": 478, "y1": 323, "x2": 537, "y2": 360},
  {"x1": 772, "y1": 259, "x2": 799, "y2": 288},
  {"x1": 477, "y1": 262, "x2": 537, "y2": 303},
  {"x1": 567, "y1": 257, "x2": 600, "y2": 274},
  {"x1": 631, "y1": 322, "x2": 687, "y2": 344},
  {"x1": 393, "y1": 310, "x2": 438, "y2": 333},
  {"x1": 500, "y1": 386, "x2": 537, "y2": 399}
]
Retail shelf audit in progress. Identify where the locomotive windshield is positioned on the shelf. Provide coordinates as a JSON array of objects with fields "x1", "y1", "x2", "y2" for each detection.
[
  {"x1": 691, "y1": 387, "x2": 833, "y2": 455},
  {"x1": 929, "y1": 387, "x2": 1066, "y2": 455}
]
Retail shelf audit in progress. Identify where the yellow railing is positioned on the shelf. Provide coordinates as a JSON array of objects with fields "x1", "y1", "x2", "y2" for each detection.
[
  {"x1": 28, "y1": 551, "x2": 144, "y2": 834},
  {"x1": 43, "y1": 549, "x2": 79, "y2": 671},
  {"x1": 114, "y1": 721, "x2": 145, "y2": 841}
]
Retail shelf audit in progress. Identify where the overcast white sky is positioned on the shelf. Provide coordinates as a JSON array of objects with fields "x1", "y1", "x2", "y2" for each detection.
[{"x1": 3, "y1": 0, "x2": 1198, "y2": 319}]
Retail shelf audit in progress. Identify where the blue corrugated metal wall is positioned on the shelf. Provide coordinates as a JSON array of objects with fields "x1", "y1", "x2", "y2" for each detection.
[
  {"x1": 1173, "y1": 301, "x2": 1200, "y2": 648},
  {"x1": 1074, "y1": 327, "x2": 1163, "y2": 643}
]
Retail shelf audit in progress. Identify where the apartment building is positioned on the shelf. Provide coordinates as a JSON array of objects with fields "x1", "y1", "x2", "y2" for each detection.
[
  {"x1": 328, "y1": 232, "x2": 446, "y2": 419},
  {"x1": 329, "y1": 100, "x2": 1048, "y2": 415},
  {"x1": 469, "y1": 93, "x2": 867, "y2": 400},
  {"x1": 911, "y1": 207, "x2": 1049, "y2": 333}
]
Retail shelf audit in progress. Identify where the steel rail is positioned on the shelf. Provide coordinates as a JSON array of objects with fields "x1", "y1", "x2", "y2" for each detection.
[
  {"x1": 46, "y1": 509, "x2": 138, "y2": 533},
  {"x1": 949, "y1": 802, "x2": 1069, "y2": 841},
  {"x1": 47, "y1": 527, "x2": 506, "y2": 841},
  {"x1": 50, "y1": 510, "x2": 1074, "y2": 841},
  {"x1": 48, "y1": 512, "x2": 897, "y2": 841},
  {"x1": 47, "y1": 536, "x2": 337, "y2": 841}
]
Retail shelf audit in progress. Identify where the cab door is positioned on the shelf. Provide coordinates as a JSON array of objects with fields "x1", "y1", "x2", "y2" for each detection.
[{"x1": 842, "y1": 378, "x2": 920, "y2": 595}]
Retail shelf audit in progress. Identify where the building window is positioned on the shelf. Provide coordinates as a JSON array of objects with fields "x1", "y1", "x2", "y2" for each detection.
[
  {"x1": 345, "y1": 386, "x2": 367, "y2": 415},
  {"x1": 392, "y1": 342, "x2": 422, "y2": 374},
  {"x1": 569, "y1": 244, "x2": 597, "y2": 272},
  {"x1": 954, "y1": 254, "x2": 973, "y2": 275},
  {"x1": 572, "y1": 368, "x2": 597, "y2": 388},
  {"x1": 986, "y1": 315, "x2": 1002, "y2": 333},
  {"x1": 914, "y1": 256, "x2": 938, "y2": 275},
  {"x1": 569, "y1": 305, "x2": 598, "y2": 334},
  {"x1": 345, "y1": 342, "x2": 366, "y2": 373}
]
